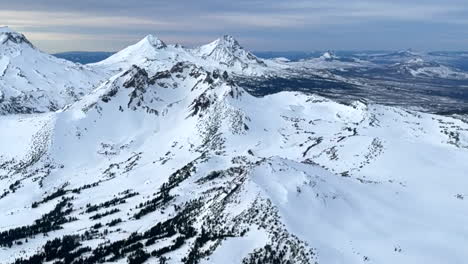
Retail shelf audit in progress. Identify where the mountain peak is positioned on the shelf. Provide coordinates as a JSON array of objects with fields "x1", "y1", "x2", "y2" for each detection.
[
  {"x1": 0, "y1": 26, "x2": 33, "y2": 47},
  {"x1": 138, "y1": 34, "x2": 167, "y2": 49},
  {"x1": 215, "y1": 35, "x2": 241, "y2": 49},
  {"x1": 220, "y1": 34, "x2": 238, "y2": 43},
  {"x1": 94, "y1": 34, "x2": 172, "y2": 71},
  {"x1": 191, "y1": 34, "x2": 266, "y2": 71}
]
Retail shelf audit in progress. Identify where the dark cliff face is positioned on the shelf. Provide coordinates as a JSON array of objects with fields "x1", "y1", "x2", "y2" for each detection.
[
  {"x1": 123, "y1": 66, "x2": 150, "y2": 89},
  {"x1": 1, "y1": 31, "x2": 34, "y2": 47}
]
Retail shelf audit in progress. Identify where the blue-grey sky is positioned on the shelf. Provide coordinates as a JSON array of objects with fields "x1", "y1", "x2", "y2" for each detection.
[{"x1": 1, "y1": 0, "x2": 467, "y2": 53}]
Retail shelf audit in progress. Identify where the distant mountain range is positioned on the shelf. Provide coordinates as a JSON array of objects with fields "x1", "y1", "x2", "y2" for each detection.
[
  {"x1": 1, "y1": 26, "x2": 468, "y2": 264},
  {"x1": 55, "y1": 50, "x2": 468, "y2": 64}
]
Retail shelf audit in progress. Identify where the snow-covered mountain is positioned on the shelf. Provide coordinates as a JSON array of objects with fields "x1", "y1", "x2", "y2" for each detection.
[
  {"x1": 0, "y1": 27, "x2": 106, "y2": 114},
  {"x1": 96, "y1": 34, "x2": 278, "y2": 76},
  {"x1": 1, "y1": 27, "x2": 468, "y2": 264},
  {"x1": 191, "y1": 35, "x2": 267, "y2": 72},
  {"x1": 1, "y1": 56, "x2": 468, "y2": 264},
  {"x1": 94, "y1": 35, "x2": 194, "y2": 75}
]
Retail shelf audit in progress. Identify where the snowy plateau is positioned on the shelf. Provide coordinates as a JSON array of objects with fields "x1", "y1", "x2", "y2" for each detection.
[{"x1": 0, "y1": 26, "x2": 468, "y2": 264}]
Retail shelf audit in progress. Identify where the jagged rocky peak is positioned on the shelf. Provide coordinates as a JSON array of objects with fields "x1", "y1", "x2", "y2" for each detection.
[
  {"x1": 122, "y1": 65, "x2": 151, "y2": 89},
  {"x1": 0, "y1": 26, "x2": 33, "y2": 47},
  {"x1": 169, "y1": 62, "x2": 229, "y2": 79},
  {"x1": 202, "y1": 34, "x2": 248, "y2": 55},
  {"x1": 138, "y1": 34, "x2": 167, "y2": 49},
  {"x1": 217, "y1": 34, "x2": 241, "y2": 48},
  {"x1": 195, "y1": 34, "x2": 266, "y2": 69},
  {"x1": 94, "y1": 61, "x2": 238, "y2": 117},
  {"x1": 93, "y1": 64, "x2": 155, "y2": 112},
  {"x1": 119, "y1": 62, "x2": 230, "y2": 90},
  {"x1": 115, "y1": 62, "x2": 229, "y2": 92}
]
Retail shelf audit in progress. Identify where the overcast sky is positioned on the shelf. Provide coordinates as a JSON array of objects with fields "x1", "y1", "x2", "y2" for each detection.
[{"x1": 1, "y1": 0, "x2": 467, "y2": 53}]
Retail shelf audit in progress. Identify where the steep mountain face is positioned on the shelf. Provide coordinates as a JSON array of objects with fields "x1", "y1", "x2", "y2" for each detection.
[
  {"x1": 191, "y1": 35, "x2": 268, "y2": 72},
  {"x1": 1, "y1": 57, "x2": 468, "y2": 264},
  {"x1": 0, "y1": 26, "x2": 33, "y2": 47},
  {"x1": 0, "y1": 27, "x2": 106, "y2": 114}
]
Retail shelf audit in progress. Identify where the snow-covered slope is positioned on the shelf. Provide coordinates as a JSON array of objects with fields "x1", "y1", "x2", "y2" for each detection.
[
  {"x1": 0, "y1": 27, "x2": 106, "y2": 114},
  {"x1": 1, "y1": 60, "x2": 468, "y2": 264}
]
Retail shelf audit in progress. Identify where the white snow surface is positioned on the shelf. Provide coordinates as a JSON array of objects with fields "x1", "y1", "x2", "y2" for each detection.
[
  {"x1": 0, "y1": 28, "x2": 468, "y2": 264},
  {"x1": 0, "y1": 60, "x2": 467, "y2": 264}
]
